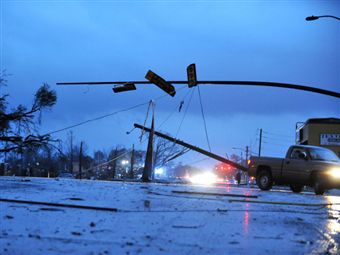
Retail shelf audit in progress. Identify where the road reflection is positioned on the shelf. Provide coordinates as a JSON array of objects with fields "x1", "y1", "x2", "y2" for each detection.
[
  {"x1": 326, "y1": 195, "x2": 340, "y2": 235},
  {"x1": 322, "y1": 195, "x2": 340, "y2": 254},
  {"x1": 243, "y1": 203, "x2": 250, "y2": 235}
]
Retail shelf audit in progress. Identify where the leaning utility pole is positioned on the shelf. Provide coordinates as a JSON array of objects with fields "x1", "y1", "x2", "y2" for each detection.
[
  {"x1": 258, "y1": 129, "x2": 262, "y2": 157},
  {"x1": 141, "y1": 116, "x2": 155, "y2": 182},
  {"x1": 134, "y1": 123, "x2": 248, "y2": 172}
]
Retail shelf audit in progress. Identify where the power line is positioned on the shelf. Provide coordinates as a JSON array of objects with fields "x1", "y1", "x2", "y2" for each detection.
[
  {"x1": 139, "y1": 100, "x2": 154, "y2": 142},
  {"x1": 158, "y1": 87, "x2": 192, "y2": 129},
  {"x1": 83, "y1": 150, "x2": 130, "y2": 174},
  {"x1": 262, "y1": 130, "x2": 294, "y2": 139},
  {"x1": 262, "y1": 135, "x2": 294, "y2": 143},
  {"x1": 197, "y1": 85, "x2": 212, "y2": 152},
  {"x1": 262, "y1": 135, "x2": 293, "y2": 143},
  {"x1": 163, "y1": 87, "x2": 197, "y2": 158},
  {"x1": 46, "y1": 102, "x2": 149, "y2": 136},
  {"x1": 186, "y1": 157, "x2": 211, "y2": 166},
  {"x1": 131, "y1": 86, "x2": 190, "y2": 145},
  {"x1": 175, "y1": 87, "x2": 196, "y2": 138},
  {"x1": 263, "y1": 141, "x2": 291, "y2": 147},
  {"x1": 45, "y1": 87, "x2": 186, "y2": 137},
  {"x1": 250, "y1": 129, "x2": 259, "y2": 151},
  {"x1": 262, "y1": 137, "x2": 291, "y2": 145}
]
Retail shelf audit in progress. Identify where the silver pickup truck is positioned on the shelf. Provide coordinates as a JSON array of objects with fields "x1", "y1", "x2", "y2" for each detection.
[{"x1": 248, "y1": 145, "x2": 340, "y2": 195}]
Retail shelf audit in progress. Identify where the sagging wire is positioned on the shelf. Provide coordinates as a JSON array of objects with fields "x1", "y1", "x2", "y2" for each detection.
[
  {"x1": 46, "y1": 101, "x2": 150, "y2": 136},
  {"x1": 132, "y1": 87, "x2": 194, "y2": 166},
  {"x1": 137, "y1": 86, "x2": 195, "y2": 164},
  {"x1": 175, "y1": 87, "x2": 196, "y2": 138},
  {"x1": 82, "y1": 150, "x2": 130, "y2": 174},
  {"x1": 45, "y1": 86, "x2": 179, "y2": 137},
  {"x1": 197, "y1": 85, "x2": 212, "y2": 152},
  {"x1": 158, "y1": 87, "x2": 192, "y2": 130},
  {"x1": 139, "y1": 100, "x2": 154, "y2": 142},
  {"x1": 162, "y1": 148, "x2": 191, "y2": 165},
  {"x1": 163, "y1": 87, "x2": 197, "y2": 159},
  {"x1": 178, "y1": 101, "x2": 184, "y2": 112},
  {"x1": 186, "y1": 157, "x2": 211, "y2": 166},
  {"x1": 262, "y1": 130, "x2": 294, "y2": 139},
  {"x1": 137, "y1": 85, "x2": 190, "y2": 145}
]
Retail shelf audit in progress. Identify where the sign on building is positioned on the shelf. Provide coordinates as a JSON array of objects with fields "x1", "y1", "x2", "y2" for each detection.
[{"x1": 320, "y1": 134, "x2": 340, "y2": 146}]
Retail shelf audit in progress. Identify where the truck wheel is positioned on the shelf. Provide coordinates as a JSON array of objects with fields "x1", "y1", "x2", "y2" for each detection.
[
  {"x1": 314, "y1": 180, "x2": 325, "y2": 195},
  {"x1": 290, "y1": 185, "x2": 304, "y2": 193},
  {"x1": 256, "y1": 170, "x2": 273, "y2": 191}
]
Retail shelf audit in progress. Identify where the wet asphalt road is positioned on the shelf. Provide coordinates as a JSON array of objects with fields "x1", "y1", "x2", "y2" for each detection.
[{"x1": 0, "y1": 177, "x2": 339, "y2": 254}]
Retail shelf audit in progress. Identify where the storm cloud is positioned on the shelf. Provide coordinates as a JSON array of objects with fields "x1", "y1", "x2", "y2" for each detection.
[{"x1": 2, "y1": 1, "x2": 339, "y2": 161}]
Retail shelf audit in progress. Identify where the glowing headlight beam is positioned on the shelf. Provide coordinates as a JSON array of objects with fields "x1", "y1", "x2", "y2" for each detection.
[
  {"x1": 189, "y1": 172, "x2": 217, "y2": 185},
  {"x1": 328, "y1": 168, "x2": 340, "y2": 178}
]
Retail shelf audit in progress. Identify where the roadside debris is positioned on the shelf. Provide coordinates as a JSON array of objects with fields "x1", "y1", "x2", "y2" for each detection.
[
  {"x1": 71, "y1": 231, "x2": 82, "y2": 236},
  {"x1": 172, "y1": 190, "x2": 258, "y2": 199},
  {"x1": 144, "y1": 200, "x2": 151, "y2": 208},
  {"x1": 228, "y1": 199, "x2": 340, "y2": 207},
  {"x1": 0, "y1": 198, "x2": 118, "y2": 212}
]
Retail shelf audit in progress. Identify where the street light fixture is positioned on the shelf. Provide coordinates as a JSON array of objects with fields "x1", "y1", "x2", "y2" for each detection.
[
  {"x1": 306, "y1": 15, "x2": 340, "y2": 21},
  {"x1": 121, "y1": 160, "x2": 129, "y2": 165}
]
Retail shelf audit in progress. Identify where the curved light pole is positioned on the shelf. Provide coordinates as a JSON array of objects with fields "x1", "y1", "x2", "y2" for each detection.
[
  {"x1": 57, "y1": 65, "x2": 340, "y2": 99},
  {"x1": 306, "y1": 15, "x2": 340, "y2": 21}
]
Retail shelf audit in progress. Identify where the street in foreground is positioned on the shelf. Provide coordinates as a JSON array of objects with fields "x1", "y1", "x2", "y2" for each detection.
[{"x1": 0, "y1": 177, "x2": 339, "y2": 254}]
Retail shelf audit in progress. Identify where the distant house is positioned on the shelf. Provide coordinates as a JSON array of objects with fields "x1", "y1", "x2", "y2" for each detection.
[{"x1": 296, "y1": 118, "x2": 340, "y2": 157}]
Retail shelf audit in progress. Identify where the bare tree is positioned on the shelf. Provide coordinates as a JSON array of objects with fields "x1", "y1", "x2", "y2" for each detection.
[
  {"x1": 65, "y1": 131, "x2": 75, "y2": 173},
  {"x1": 108, "y1": 147, "x2": 119, "y2": 179},
  {"x1": 0, "y1": 72, "x2": 57, "y2": 154},
  {"x1": 152, "y1": 136, "x2": 189, "y2": 178}
]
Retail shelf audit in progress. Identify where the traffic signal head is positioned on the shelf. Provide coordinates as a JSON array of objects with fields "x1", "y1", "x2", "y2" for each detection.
[
  {"x1": 112, "y1": 83, "x2": 136, "y2": 93},
  {"x1": 187, "y1": 63, "x2": 197, "y2": 88},
  {"x1": 145, "y1": 70, "x2": 176, "y2": 97}
]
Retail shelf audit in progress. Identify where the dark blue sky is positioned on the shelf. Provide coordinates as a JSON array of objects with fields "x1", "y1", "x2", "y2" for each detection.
[{"x1": 2, "y1": 0, "x2": 339, "y2": 167}]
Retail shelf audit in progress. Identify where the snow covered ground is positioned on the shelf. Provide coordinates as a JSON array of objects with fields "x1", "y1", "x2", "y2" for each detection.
[{"x1": 1, "y1": 176, "x2": 339, "y2": 254}]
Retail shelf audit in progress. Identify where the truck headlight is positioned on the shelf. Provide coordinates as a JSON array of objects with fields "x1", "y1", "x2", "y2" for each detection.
[{"x1": 329, "y1": 168, "x2": 340, "y2": 178}]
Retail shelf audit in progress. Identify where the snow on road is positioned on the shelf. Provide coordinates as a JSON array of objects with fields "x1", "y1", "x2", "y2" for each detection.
[{"x1": 0, "y1": 177, "x2": 339, "y2": 254}]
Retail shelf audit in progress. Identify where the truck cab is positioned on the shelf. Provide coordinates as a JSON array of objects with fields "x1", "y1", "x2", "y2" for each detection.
[{"x1": 248, "y1": 145, "x2": 340, "y2": 195}]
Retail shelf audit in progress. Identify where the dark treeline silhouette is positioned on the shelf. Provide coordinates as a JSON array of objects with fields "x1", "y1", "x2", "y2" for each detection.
[
  {"x1": 0, "y1": 71, "x2": 190, "y2": 180},
  {"x1": 0, "y1": 134, "x2": 197, "y2": 181}
]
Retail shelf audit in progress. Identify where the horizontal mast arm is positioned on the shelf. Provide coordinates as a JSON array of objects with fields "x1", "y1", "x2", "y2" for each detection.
[{"x1": 57, "y1": 80, "x2": 340, "y2": 99}]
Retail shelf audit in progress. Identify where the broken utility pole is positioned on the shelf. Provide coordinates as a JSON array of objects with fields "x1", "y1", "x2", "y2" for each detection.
[
  {"x1": 141, "y1": 116, "x2": 155, "y2": 182},
  {"x1": 134, "y1": 123, "x2": 248, "y2": 172}
]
